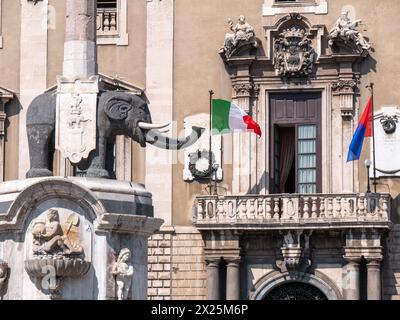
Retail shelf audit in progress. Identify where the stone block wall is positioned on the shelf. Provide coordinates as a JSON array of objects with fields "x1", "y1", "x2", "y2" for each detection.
[
  {"x1": 148, "y1": 226, "x2": 206, "y2": 300},
  {"x1": 383, "y1": 224, "x2": 400, "y2": 300}
]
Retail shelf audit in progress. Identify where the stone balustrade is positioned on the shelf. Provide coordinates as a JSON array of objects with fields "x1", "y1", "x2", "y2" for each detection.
[
  {"x1": 97, "y1": 8, "x2": 118, "y2": 36},
  {"x1": 195, "y1": 193, "x2": 392, "y2": 230}
]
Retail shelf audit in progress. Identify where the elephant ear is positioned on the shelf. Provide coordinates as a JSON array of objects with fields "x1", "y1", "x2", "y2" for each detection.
[{"x1": 104, "y1": 97, "x2": 133, "y2": 121}]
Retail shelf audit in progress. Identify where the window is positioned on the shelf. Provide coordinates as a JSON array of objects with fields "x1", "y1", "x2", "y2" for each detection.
[
  {"x1": 269, "y1": 93, "x2": 322, "y2": 194},
  {"x1": 96, "y1": 0, "x2": 128, "y2": 46}
]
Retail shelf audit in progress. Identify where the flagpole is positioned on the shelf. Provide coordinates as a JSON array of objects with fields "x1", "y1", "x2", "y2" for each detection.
[
  {"x1": 209, "y1": 90, "x2": 214, "y2": 195},
  {"x1": 367, "y1": 83, "x2": 377, "y2": 193}
]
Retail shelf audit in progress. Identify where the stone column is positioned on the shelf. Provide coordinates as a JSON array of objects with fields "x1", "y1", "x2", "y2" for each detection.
[
  {"x1": 366, "y1": 259, "x2": 382, "y2": 300},
  {"x1": 0, "y1": 100, "x2": 5, "y2": 181},
  {"x1": 206, "y1": 258, "x2": 220, "y2": 300},
  {"x1": 63, "y1": 0, "x2": 97, "y2": 77},
  {"x1": 226, "y1": 258, "x2": 241, "y2": 300},
  {"x1": 343, "y1": 258, "x2": 361, "y2": 300},
  {"x1": 56, "y1": 0, "x2": 99, "y2": 174}
]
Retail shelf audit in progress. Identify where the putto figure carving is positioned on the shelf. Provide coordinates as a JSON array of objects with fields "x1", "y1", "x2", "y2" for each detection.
[
  {"x1": 0, "y1": 260, "x2": 9, "y2": 293},
  {"x1": 219, "y1": 15, "x2": 258, "y2": 58},
  {"x1": 329, "y1": 11, "x2": 371, "y2": 52},
  {"x1": 31, "y1": 209, "x2": 83, "y2": 256},
  {"x1": 112, "y1": 248, "x2": 134, "y2": 300},
  {"x1": 274, "y1": 26, "x2": 316, "y2": 77}
]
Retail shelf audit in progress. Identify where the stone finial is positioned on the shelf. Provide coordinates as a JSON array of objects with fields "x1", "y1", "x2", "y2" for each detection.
[
  {"x1": 112, "y1": 248, "x2": 134, "y2": 300},
  {"x1": 219, "y1": 15, "x2": 258, "y2": 58}
]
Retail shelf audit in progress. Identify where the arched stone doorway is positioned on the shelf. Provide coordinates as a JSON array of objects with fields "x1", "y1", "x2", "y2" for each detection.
[
  {"x1": 263, "y1": 282, "x2": 327, "y2": 300},
  {"x1": 253, "y1": 271, "x2": 342, "y2": 300}
]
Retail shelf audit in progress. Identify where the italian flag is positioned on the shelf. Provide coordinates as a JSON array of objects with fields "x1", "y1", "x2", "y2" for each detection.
[{"x1": 212, "y1": 99, "x2": 262, "y2": 136}]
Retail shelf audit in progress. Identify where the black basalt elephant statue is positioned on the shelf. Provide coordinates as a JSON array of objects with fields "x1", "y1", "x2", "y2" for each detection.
[{"x1": 26, "y1": 90, "x2": 204, "y2": 178}]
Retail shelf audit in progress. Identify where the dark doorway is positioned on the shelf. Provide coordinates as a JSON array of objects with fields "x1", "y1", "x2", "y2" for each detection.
[{"x1": 270, "y1": 92, "x2": 322, "y2": 194}]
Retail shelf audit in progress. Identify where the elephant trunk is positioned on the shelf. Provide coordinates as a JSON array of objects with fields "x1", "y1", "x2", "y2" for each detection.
[{"x1": 145, "y1": 126, "x2": 205, "y2": 150}]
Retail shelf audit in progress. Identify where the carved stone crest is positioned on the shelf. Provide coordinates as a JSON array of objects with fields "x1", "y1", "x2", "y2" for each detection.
[
  {"x1": 112, "y1": 248, "x2": 134, "y2": 300},
  {"x1": 219, "y1": 15, "x2": 258, "y2": 58},
  {"x1": 274, "y1": 26, "x2": 316, "y2": 77},
  {"x1": 56, "y1": 76, "x2": 99, "y2": 164}
]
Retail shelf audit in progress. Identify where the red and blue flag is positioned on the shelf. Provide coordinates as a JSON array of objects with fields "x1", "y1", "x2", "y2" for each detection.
[{"x1": 347, "y1": 97, "x2": 373, "y2": 162}]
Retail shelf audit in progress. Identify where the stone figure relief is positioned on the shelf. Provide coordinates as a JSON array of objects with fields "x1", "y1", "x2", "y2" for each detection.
[
  {"x1": 274, "y1": 26, "x2": 316, "y2": 77},
  {"x1": 31, "y1": 209, "x2": 83, "y2": 256},
  {"x1": 24, "y1": 209, "x2": 91, "y2": 298},
  {"x1": 219, "y1": 15, "x2": 258, "y2": 58},
  {"x1": 0, "y1": 260, "x2": 9, "y2": 295},
  {"x1": 112, "y1": 248, "x2": 134, "y2": 300},
  {"x1": 329, "y1": 11, "x2": 371, "y2": 52}
]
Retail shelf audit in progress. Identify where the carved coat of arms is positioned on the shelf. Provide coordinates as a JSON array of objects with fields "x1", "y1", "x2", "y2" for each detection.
[
  {"x1": 274, "y1": 26, "x2": 316, "y2": 77},
  {"x1": 56, "y1": 76, "x2": 99, "y2": 164}
]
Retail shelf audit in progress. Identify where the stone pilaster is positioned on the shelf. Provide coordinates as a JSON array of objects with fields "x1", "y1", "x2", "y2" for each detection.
[
  {"x1": 225, "y1": 258, "x2": 241, "y2": 300},
  {"x1": 230, "y1": 58, "x2": 258, "y2": 194},
  {"x1": 19, "y1": 0, "x2": 49, "y2": 179},
  {"x1": 205, "y1": 258, "x2": 221, "y2": 300},
  {"x1": 331, "y1": 77, "x2": 359, "y2": 193}
]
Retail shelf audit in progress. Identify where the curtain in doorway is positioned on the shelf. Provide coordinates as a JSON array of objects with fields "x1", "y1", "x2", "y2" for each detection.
[{"x1": 279, "y1": 128, "x2": 295, "y2": 193}]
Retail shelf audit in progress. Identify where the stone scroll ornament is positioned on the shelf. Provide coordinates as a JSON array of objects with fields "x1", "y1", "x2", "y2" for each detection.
[
  {"x1": 219, "y1": 15, "x2": 258, "y2": 58},
  {"x1": 328, "y1": 11, "x2": 371, "y2": 54},
  {"x1": 274, "y1": 26, "x2": 316, "y2": 78},
  {"x1": 24, "y1": 209, "x2": 90, "y2": 298},
  {"x1": 112, "y1": 248, "x2": 134, "y2": 300}
]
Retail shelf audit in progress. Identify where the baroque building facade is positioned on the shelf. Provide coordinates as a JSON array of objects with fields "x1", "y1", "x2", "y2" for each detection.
[{"x1": 0, "y1": 0, "x2": 400, "y2": 300}]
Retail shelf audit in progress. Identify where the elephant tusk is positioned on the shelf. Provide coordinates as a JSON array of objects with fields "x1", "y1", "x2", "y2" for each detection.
[{"x1": 138, "y1": 122, "x2": 170, "y2": 130}]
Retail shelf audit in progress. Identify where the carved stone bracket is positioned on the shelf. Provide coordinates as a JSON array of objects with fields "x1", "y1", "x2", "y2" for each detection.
[{"x1": 276, "y1": 230, "x2": 312, "y2": 273}]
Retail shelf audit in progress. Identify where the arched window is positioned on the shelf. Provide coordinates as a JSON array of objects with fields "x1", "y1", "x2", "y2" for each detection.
[{"x1": 264, "y1": 282, "x2": 328, "y2": 300}]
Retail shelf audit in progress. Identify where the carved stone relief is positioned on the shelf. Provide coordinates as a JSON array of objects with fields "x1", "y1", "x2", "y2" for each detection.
[
  {"x1": 274, "y1": 25, "x2": 316, "y2": 77},
  {"x1": 329, "y1": 11, "x2": 371, "y2": 54},
  {"x1": 112, "y1": 248, "x2": 134, "y2": 300},
  {"x1": 56, "y1": 76, "x2": 99, "y2": 164},
  {"x1": 219, "y1": 15, "x2": 258, "y2": 59},
  {"x1": 0, "y1": 259, "x2": 9, "y2": 295},
  {"x1": 24, "y1": 208, "x2": 91, "y2": 298},
  {"x1": 276, "y1": 230, "x2": 312, "y2": 273}
]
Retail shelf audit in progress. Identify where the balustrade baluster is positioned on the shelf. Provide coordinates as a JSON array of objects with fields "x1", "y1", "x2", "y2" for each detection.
[
  {"x1": 311, "y1": 197, "x2": 318, "y2": 219},
  {"x1": 257, "y1": 198, "x2": 264, "y2": 218},
  {"x1": 249, "y1": 199, "x2": 256, "y2": 219},
  {"x1": 320, "y1": 197, "x2": 326, "y2": 218},
  {"x1": 328, "y1": 198, "x2": 334, "y2": 218},
  {"x1": 265, "y1": 198, "x2": 272, "y2": 219},
  {"x1": 303, "y1": 197, "x2": 310, "y2": 219},
  {"x1": 273, "y1": 198, "x2": 280, "y2": 220}
]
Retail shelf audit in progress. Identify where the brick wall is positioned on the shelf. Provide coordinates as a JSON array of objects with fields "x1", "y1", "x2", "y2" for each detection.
[{"x1": 148, "y1": 226, "x2": 207, "y2": 300}]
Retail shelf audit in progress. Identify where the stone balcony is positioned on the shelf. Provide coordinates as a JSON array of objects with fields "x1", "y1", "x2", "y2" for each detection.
[{"x1": 195, "y1": 193, "x2": 392, "y2": 231}]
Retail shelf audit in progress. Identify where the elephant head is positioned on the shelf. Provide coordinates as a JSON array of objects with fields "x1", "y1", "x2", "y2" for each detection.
[{"x1": 101, "y1": 91, "x2": 204, "y2": 150}]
